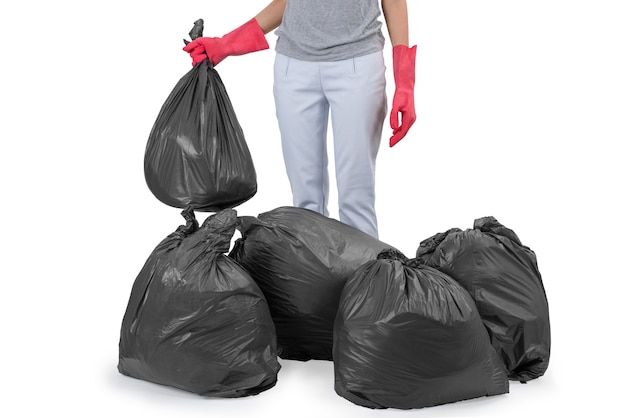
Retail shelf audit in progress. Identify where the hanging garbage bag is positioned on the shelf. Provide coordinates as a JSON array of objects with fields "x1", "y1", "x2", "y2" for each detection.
[
  {"x1": 118, "y1": 208, "x2": 280, "y2": 397},
  {"x1": 144, "y1": 20, "x2": 257, "y2": 211},
  {"x1": 415, "y1": 216, "x2": 550, "y2": 382},
  {"x1": 333, "y1": 250, "x2": 509, "y2": 410},
  {"x1": 229, "y1": 206, "x2": 397, "y2": 361}
]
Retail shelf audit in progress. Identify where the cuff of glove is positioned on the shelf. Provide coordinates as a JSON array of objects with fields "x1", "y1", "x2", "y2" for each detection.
[
  {"x1": 392, "y1": 44, "x2": 417, "y2": 86},
  {"x1": 225, "y1": 18, "x2": 270, "y2": 56}
]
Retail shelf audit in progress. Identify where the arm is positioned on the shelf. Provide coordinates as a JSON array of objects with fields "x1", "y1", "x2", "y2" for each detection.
[
  {"x1": 382, "y1": 0, "x2": 417, "y2": 147},
  {"x1": 382, "y1": 0, "x2": 409, "y2": 46},
  {"x1": 183, "y1": 0, "x2": 286, "y2": 66},
  {"x1": 255, "y1": 0, "x2": 287, "y2": 34}
]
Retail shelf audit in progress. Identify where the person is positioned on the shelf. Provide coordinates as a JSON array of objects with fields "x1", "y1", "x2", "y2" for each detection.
[{"x1": 183, "y1": 0, "x2": 416, "y2": 239}]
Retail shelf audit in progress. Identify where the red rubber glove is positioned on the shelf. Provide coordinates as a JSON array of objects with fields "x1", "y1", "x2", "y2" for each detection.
[
  {"x1": 389, "y1": 44, "x2": 417, "y2": 147},
  {"x1": 182, "y1": 18, "x2": 269, "y2": 66}
]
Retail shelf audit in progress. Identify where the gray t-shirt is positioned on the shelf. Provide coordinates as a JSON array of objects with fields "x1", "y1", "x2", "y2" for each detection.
[{"x1": 275, "y1": 0, "x2": 385, "y2": 62}]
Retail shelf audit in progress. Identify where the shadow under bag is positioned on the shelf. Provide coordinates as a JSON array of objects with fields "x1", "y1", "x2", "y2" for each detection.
[
  {"x1": 118, "y1": 208, "x2": 280, "y2": 397},
  {"x1": 415, "y1": 216, "x2": 551, "y2": 382}
]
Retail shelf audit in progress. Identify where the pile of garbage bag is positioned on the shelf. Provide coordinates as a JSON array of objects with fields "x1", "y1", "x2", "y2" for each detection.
[{"x1": 119, "y1": 206, "x2": 550, "y2": 408}]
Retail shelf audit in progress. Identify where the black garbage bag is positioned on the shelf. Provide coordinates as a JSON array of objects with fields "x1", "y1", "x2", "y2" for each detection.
[
  {"x1": 229, "y1": 206, "x2": 396, "y2": 361},
  {"x1": 334, "y1": 250, "x2": 509, "y2": 410},
  {"x1": 118, "y1": 208, "x2": 280, "y2": 397},
  {"x1": 144, "y1": 21, "x2": 256, "y2": 211},
  {"x1": 415, "y1": 216, "x2": 550, "y2": 382}
]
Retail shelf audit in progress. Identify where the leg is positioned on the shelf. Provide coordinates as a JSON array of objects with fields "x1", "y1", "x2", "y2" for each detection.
[
  {"x1": 322, "y1": 52, "x2": 387, "y2": 238},
  {"x1": 273, "y1": 53, "x2": 330, "y2": 216}
]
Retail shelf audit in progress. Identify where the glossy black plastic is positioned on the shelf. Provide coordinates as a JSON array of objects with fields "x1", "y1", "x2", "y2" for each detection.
[
  {"x1": 229, "y1": 206, "x2": 397, "y2": 361},
  {"x1": 333, "y1": 250, "x2": 510, "y2": 409},
  {"x1": 144, "y1": 59, "x2": 257, "y2": 211},
  {"x1": 118, "y1": 208, "x2": 280, "y2": 397},
  {"x1": 416, "y1": 216, "x2": 551, "y2": 382}
]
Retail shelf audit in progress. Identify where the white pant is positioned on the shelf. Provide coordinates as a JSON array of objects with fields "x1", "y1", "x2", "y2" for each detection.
[{"x1": 273, "y1": 51, "x2": 387, "y2": 238}]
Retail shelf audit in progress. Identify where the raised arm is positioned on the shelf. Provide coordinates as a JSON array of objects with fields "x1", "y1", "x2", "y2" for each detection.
[{"x1": 182, "y1": 0, "x2": 286, "y2": 66}]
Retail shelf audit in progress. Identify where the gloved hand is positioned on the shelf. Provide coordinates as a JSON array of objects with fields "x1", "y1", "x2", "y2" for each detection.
[
  {"x1": 389, "y1": 44, "x2": 417, "y2": 147},
  {"x1": 183, "y1": 18, "x2": 269, "y2": 66}
]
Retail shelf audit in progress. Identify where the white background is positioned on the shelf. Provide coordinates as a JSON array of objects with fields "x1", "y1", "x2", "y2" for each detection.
[{"x1": 1, "y1": 1, "x2": 624, "y2": 417}]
